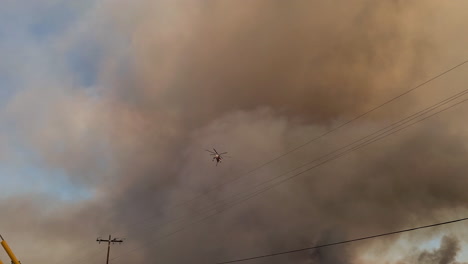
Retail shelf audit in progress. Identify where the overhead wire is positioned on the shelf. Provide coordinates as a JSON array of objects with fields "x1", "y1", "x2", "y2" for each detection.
[
  {"x1": 215, "y1": 216, "x2": 468, "y2": 263},
  {"x1": 41, "y1": 42, "x2": 468, "y2": 264},
  {"x1": 108, "y1": 82, "x2": 468, "y2": 262},
  {"x1": 99, "y1": 59, "x2": 468, "y2": 239},
  {"x1": 110, "y1": 97, "x2": 468, "y2": 262},
  {"x1": 108, "y1": 60, "x2": 468, "y2": 239},
  {"x1": 112, "y1": 86, "x2": 468, "y2": 245},
  {"x1": 164, "y1": 60, "x2": 468, "y2": 208},
  {"x1": 225, "y1": 97, "x2": 468, "y2": 216},
  {"x1": 175, "y1": 87, "x2": 468, "y2": 216},
  {"x1": 192, "y1": 87, "x2": 468, "y2": 212},
  {"x1": 39, "y1": 56, "x2": 465, "y2": 264}
]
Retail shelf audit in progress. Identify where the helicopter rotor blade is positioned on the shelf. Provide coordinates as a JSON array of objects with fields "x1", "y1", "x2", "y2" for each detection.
[
  {"x1": 205, "y1": 149, "x2": 216, "y2": 154},
  {"x1": 219, "y1": 152, "x2": 227, "y2": 154},
  {"x1": 213, "y1": 148, "x2": 219, "y2": 154}
]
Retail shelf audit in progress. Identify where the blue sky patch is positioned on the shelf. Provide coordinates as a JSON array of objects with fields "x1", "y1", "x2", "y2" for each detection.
[{"x1": 0, "y1": 161, "x2": 94, "y2": 202}]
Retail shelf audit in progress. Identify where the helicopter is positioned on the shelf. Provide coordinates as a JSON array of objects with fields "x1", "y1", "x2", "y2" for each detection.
[{"x1": 205, "y1": 148, "x2": 229, "y2": 166}]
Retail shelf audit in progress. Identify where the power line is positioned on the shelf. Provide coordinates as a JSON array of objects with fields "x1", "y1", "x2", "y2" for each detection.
[
  {"x1": 215, "y1": 217, "x2": 468, "y2": 263},
  {"x1": 66, "y1": 85, "x2": 468, "y2": 264},
  {"x1": 107, "y1": 59, "x2": 468, "y2": 238},
  {"x1": 202, "y1": 89, "x2": 468, "y2": 213},
  {"x1": 44, "y1": 52, "x2": 466, "y2": 264},
  {"x1": 126, "y1": 87, "x2": 468, "y2": 237},
  {"x1": 197, "y1": 97, "x2": 468, "y2": 229},
  {"x1": 108, "y1": 89, "x2": 468, "y2": 262},
  {"x1": 170, "y1": 60, "x2": 468, "y2": 208},
  {"x1": 179, "y1": 89, "x2": 468, "y2": 217},
  {"x1": 111, "y1": 60, "x2": 468, "y2": 241},
  {"x1": 108, "y1": 88, "x2": 468, "y2": 262}
]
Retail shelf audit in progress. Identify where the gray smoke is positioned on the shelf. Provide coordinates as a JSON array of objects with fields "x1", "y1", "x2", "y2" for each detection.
[
  {"x1": 397, "y1": 236, "x2": 468, "y2": 264},
  {"x1": 1, "y1": 1, "x2": 468, "y2": 264}
]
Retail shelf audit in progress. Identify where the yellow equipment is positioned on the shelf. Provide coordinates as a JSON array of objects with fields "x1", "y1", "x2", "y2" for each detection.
[{"x1": 0, "y1": 235, "x2": 21, "y2": 264}]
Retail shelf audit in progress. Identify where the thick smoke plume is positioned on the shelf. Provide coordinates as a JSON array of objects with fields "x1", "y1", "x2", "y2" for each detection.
[
  {"x1": 396, "y1": 236, "x2": 468, "y2": 264},
  {"x1": 1, "y1": 1, "x2": 468, "y2": 264}
]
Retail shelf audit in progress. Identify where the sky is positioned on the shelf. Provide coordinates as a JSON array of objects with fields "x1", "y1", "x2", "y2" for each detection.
[{"x1": 1, "y1": 1, "x2": 468, "y2": 264}]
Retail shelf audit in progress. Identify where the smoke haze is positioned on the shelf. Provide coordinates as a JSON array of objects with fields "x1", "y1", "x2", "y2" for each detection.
[{"x1": 1, "y1": 1, "x2": 468, "y2": 263}]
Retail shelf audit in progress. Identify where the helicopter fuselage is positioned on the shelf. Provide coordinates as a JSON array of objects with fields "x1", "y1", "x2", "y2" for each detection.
[{"x1": 206, "y1": 148, "x2": 227, "y2": 166}]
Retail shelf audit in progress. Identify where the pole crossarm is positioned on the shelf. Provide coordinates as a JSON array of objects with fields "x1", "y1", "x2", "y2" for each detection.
[
  {"x1": 97, "y1": 237, "x2": 124, "y2": 244},
  {"x1": 97, "y1": 235, "x2": 124, "y2": 264}
]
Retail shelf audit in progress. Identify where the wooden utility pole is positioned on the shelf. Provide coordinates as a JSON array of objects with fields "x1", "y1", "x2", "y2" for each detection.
[{"x1": 97, "y1": 235, "x2": 123, "y2": 264}]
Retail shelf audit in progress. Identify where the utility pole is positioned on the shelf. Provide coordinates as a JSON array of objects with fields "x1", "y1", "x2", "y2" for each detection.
[{"x1": 96, "y1": 235, "x2": 123, "y2": 264}]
